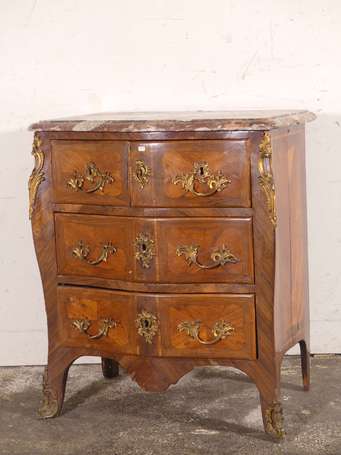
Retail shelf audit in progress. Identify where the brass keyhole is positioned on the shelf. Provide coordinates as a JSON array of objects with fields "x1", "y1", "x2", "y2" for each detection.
[
  {"x1": 199, "y1": 166, "x2": 204, "y2": 176},
  {"x1": 135, "y1": 310, "x2": 159, "y2": 344},
  {"x1": 135, "y1": 233, "x2": 155, "y2": 269}
]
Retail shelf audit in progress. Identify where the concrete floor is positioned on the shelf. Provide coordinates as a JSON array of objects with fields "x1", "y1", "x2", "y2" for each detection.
[{"x1": 0, "y1": 357, "x2": 340, "y2": 455}]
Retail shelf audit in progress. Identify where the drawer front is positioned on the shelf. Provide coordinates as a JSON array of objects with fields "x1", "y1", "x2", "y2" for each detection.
[
  {"x1": 52, "y1": 140, "x2": 129, "y2": 205},
  {"x1": 55, "y1": 214, "x2": 254, "y2": 284},
  {"x1": 55, "y1": 213, "x2": 133, "y2": 280},
  {"x1": 130, "y1": 140, "x2": 251, "y2": 208},
  {"x1": 58, "y1": 287, "x2": 138, "y2": 353},
  {"x1": 158, "y1": 294, "x2": 256, "y2": 359},
  {"x1": 57, "y1": 287, "x2": 256, "y2": 360}
]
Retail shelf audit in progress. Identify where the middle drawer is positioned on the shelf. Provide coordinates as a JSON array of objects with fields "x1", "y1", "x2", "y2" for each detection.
[{"x1": 55, "y1": 214, "x2": 254, "y2": 284}]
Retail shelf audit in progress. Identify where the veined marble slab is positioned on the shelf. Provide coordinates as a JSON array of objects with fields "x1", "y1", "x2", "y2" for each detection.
[{"x1": 30, "y1": 110, "x2": 316, "y2": 133}]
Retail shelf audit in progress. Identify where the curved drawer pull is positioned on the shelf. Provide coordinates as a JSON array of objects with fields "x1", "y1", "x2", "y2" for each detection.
[
  {"x1": 177, "y1": 320, "x2": 235, "y2": 345},
  {"x1": 172, "y1": 161, "x2": 231, "y2": 197},
  {"x1": 67, "y1": 162, "x2": 114, "y2": 193},
  {"x1": 72, "y1": 318, "x2": 117, "y2": 340},
  {"x1": 176, "y1": 244, "x2": 238, "y2": 269},
  {"x1": 72, "y1": 240, "x2": 116, "y2": 266}
]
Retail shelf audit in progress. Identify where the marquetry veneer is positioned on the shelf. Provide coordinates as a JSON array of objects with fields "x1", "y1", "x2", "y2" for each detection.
[{"x1": 29, "y1": 110, "x2": 315, "y2": 438}]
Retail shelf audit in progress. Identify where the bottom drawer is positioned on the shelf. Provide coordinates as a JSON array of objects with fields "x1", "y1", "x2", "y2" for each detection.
[{"x1": 57, "y1": 287, "x2": 256, "y2": 360}]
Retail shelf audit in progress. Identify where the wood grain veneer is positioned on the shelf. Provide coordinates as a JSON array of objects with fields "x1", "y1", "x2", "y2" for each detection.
[{"x1": 29, "y1": 111, "x2": 314, "y2": 439}]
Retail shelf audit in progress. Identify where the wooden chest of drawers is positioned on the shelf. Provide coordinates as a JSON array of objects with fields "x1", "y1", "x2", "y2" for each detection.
[{"x1": 29, "y1": 110, "x2": 315, "y2": 439}]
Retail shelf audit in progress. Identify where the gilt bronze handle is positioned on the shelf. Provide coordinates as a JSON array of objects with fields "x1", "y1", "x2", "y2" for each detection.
[
  {"x1": 172, "y1": 161, "x2": 231, "y2": 197},
  {"x1": 176, "y1": 244, "x2": 238, "y2": 269},
  {"x1": 72, "y1": 318, "x2": 117, "y2": 340},
  {"x1": 72, "y1": 240, "x2": 116, "y2": 266},
  {"x1": 67, "y1": 162, "x2": 114, "y2": 193},
  {"x1": 177, "y1": 320, "x2": 234, "y2": 345}
]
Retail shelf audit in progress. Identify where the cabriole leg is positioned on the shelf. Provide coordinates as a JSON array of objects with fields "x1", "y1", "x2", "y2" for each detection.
[
  {"x1": 260, "y1": 394, "x2": 285, "y2": 439},
  {"x1": 38, "y1": 350, "x2": 75, "y2": 419},
  {"x1": 101, "y1": 358, "x2": 119, "y2": 379},
  {"x1": 299, "y1": 339, "x2": 310, "y2": 391}
]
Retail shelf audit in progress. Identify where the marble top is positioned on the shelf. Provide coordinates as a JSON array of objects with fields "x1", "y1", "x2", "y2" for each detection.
[{"x1": 29, "y1": 110, "x2": 316, "y2": 133}]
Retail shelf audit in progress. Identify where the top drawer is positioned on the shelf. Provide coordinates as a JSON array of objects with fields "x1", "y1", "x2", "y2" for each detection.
[
  {"x1": 51, "y1": 139, "x2": 250, "y2": 208},
  {"x1": 131, "y1": 140, "x2": 251, "y2": 207},
  {"x1": 52, "y1": 140, "x2": 129, "y2": 206}
]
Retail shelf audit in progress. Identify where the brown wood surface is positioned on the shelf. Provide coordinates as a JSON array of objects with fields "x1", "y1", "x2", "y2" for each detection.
[
  {"x1": 55, "y1": 213, "x2": 253, "y2": 284},
  {"x1": 158, "y1": 294, "x2": 256, "y2": 359},
  {"x1": 272, "y1": 127, "x2": 310, "y2": 387},
  {"x1": 43, "y1": 129, "x2": 253, "y2": 142},
  {"x1": 58, "y1": 287, "x2": 256, "y2": 360},
  {"x1": 55, "y1": 214, "x2": 254, "y2": 284},
  {"x1": 29, "y1": 124, "x2": 311, "y2": 438},
  {"x1": 57, "y1": 275, "x2": 256, "y2": 294},
  {"x1": 58, "y1": 286, "x2": 138, "y2": 354},
  {"x1": 101, "y1": 358, "x2": 119, "y2": 379},
  {"x1": 55, "y1": 213, "x2": 132, "y2": 280},
  {"x1": 53, "y1": 204, "x2": 254, "y2": 218},
  {"x1": 52, "y1": 140, "x2": 129, "y2": 206},
  {"x1": 130, "y1": 140, "x2": 251, "y2": 207},
  {"x1": 156, "y1": 217, "x2": 254, "y2": 283}
]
